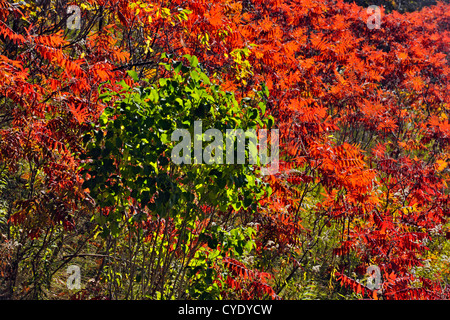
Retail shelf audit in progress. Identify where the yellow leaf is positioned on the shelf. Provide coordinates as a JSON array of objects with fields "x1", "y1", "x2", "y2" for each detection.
[
  {"x1": 162, "y1": 7, "x2": 171, "y2": 17},
  {"x1": 436, "y1": 159, "x2": 447, "y2": 172}
]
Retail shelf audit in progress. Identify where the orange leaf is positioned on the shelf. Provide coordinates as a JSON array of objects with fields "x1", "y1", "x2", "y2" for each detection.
[{"x1": 373, "y1": 290, "x2": 378, "y2": 300}]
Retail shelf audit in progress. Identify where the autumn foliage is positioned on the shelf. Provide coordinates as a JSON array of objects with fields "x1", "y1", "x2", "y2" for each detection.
[{"x1": 0, "y1": 0, "x2": 450, "y2": 300}]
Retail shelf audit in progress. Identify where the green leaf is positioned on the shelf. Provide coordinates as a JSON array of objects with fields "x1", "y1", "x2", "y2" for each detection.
[
  {"x1": 127, "y1": 69, "x2": 139, "y2": 82},
  {"x1": 118, "y1": 79, "x2": 130, "y2": 90},
  {"x1": 243, "y1": 197, "x2": 252, "y2": 208},
  {"x1": 199, "y1": 72, "x2": 211, "y2": 85},
  {"x1": 183, "y1": 54, "x2": 199, "y2": 68},
  {"x1": 99, "y1": 113, "x2": 108, "y2": 125},
  {"x1": 141, "y1": 191, "x2": 151, "y2": 205},
  {"x1": 173, "y1": 60, "x2": 183, "y2": 73},
  {"x1": 262, "y1": 82, "x2": 269, "y2": 97},
  {"x1": 190, "y1": 69, "x2": 200, "y2": 82},
  {"x1": 249, "y1": 108, "x2": 259, "y2": 120},
  {"x1": 258, "y1": 101, "x2": 266, "y2": 115},
  {"x1": 158, "y1": 119, "x2": 172, "y2": 131}
]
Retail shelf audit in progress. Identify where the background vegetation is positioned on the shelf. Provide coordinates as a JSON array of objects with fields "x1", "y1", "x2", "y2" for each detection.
[{"x1": 0, "y1": 0, "x2": 449, "y2": 300}]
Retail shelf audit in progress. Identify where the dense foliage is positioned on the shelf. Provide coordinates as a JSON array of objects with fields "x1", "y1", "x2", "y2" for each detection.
[{"x1": 0, "y1": 0, "x2": 449, "y2": 300}]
